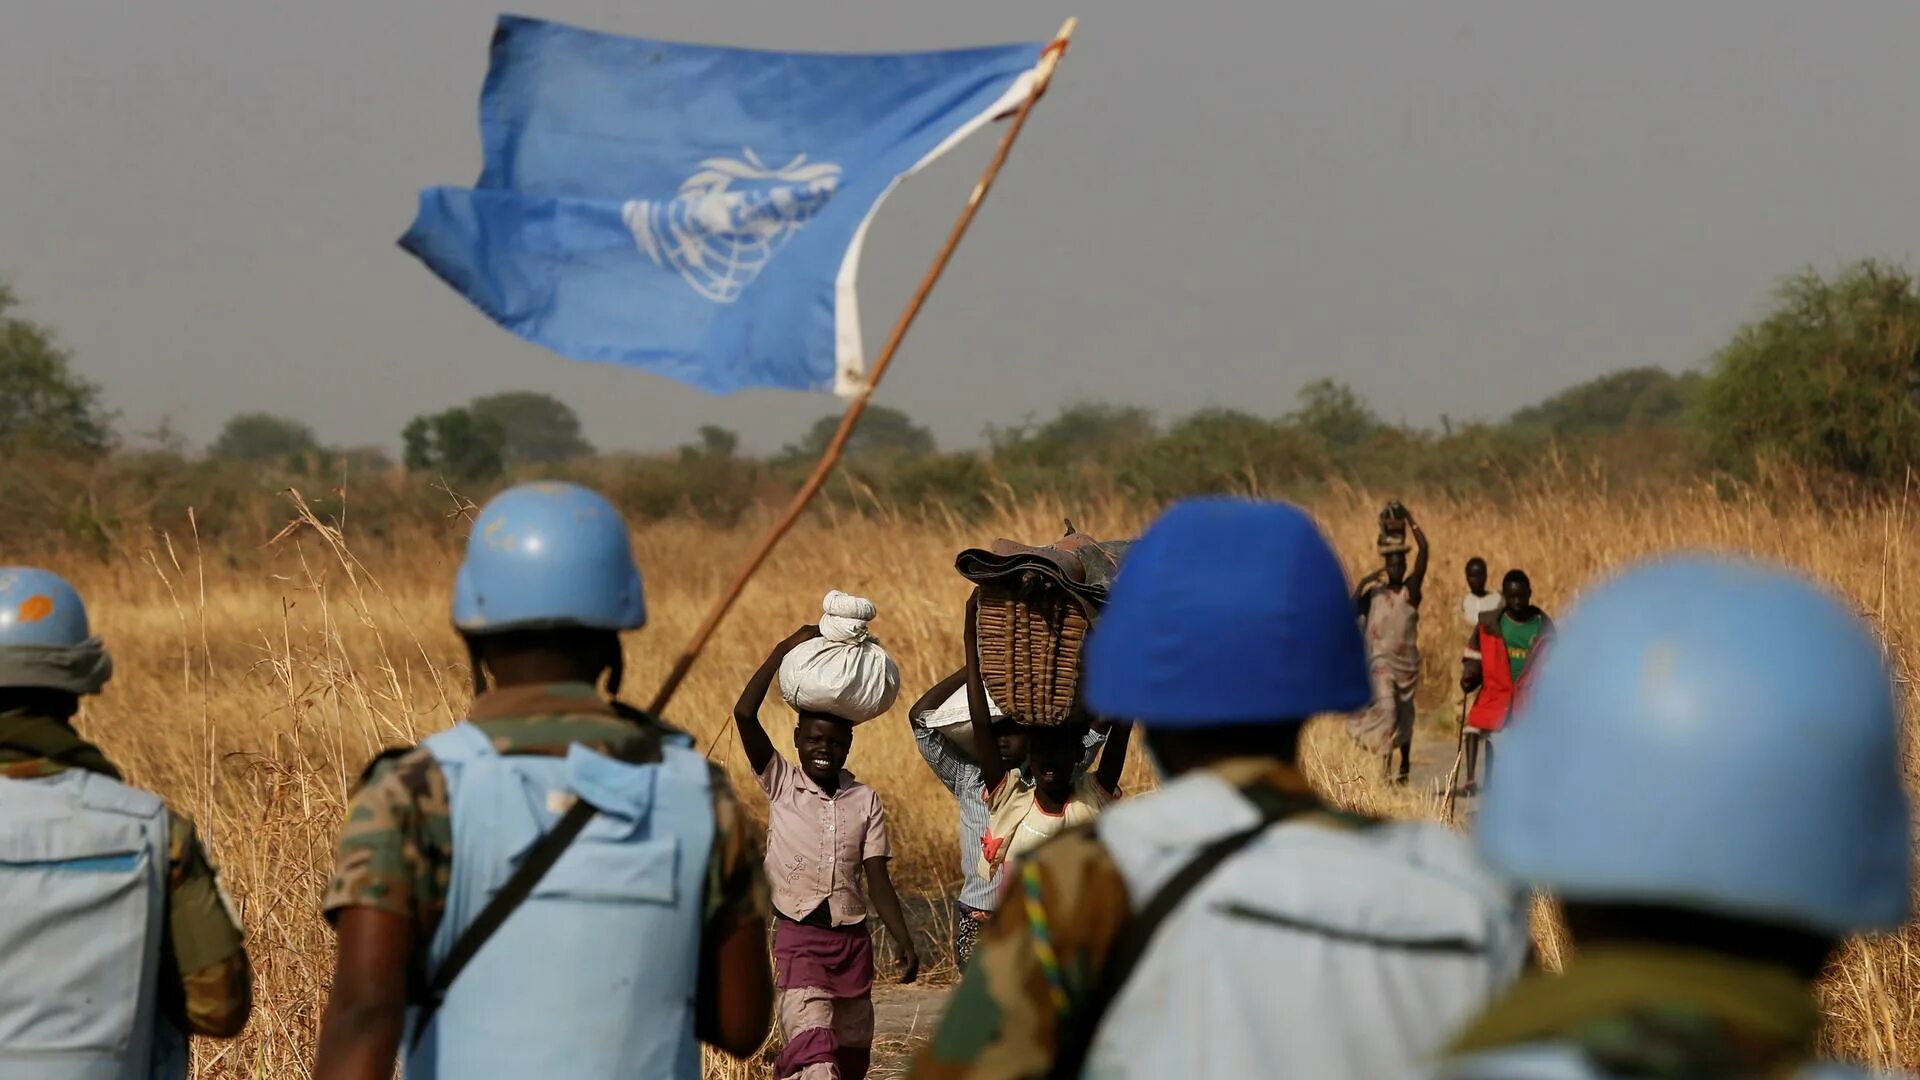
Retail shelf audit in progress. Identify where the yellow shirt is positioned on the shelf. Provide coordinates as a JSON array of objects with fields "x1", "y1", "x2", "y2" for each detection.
[{"x1": 978, "y1": 769, "x2": 1118, "y2": 883}]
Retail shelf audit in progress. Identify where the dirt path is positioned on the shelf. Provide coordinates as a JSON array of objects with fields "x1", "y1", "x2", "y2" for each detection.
[{"x1": 868, "y1": 983, "x2": 952, "y2": 1078}]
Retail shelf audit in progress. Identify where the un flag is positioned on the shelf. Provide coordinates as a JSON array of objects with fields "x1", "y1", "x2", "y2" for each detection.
[{"x1": 402, "y1": 16, "x2": 1045, "y2": 396}]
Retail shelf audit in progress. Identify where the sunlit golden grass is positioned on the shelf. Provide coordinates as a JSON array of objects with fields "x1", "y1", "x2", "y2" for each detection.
[{"x1": 32, "y1": 478, "x2": 1920, "y2": 1075}]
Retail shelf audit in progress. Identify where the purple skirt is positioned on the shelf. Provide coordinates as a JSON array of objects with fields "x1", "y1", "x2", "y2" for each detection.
[{"x1": 772, "y1": 916, "x2": 874, "y2": 997}]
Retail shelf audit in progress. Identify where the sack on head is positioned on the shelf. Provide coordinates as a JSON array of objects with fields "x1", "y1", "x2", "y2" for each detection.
[{"x1": 779, "y1": 591, "x2": 901, "y2": 725}]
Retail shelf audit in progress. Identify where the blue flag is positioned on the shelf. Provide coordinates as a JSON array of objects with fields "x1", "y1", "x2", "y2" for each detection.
[{"x1": 402, "y1": 16, "x2": 1046, "y2": 396}]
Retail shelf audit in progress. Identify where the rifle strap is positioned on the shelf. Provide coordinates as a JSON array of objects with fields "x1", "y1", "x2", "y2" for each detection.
[{"x1": 407, "y1": 725, "x2": 661, "y2": 1051}]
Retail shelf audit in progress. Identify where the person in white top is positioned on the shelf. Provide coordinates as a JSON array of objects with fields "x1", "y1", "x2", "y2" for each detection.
[
  {"x1": 1461, "y1": 558, "x2": 1504, "y2": 628},
  {"x1": 1456, "y1": 557, "x2": 1504, "y2": 792}
]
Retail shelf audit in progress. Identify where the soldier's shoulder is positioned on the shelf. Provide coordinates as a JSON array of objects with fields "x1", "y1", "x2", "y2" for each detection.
[
  {"x1": 165, "y1": 808, "x2": 197, "y2": 862},
  {"x1": 357, "y1": 744, "x2": 444, "y2": 799},
  {"x1": 342, "y1": 745, "x2": 449, "y2": 839},
  {"x1": 1023, "y1": 825, "x2": 1130, "y2": 909}
]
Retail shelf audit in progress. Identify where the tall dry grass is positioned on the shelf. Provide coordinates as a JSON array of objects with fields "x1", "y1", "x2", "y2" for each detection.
[{"x1": 31, "y1": 478, "x2": 1920, "y2": 1076}]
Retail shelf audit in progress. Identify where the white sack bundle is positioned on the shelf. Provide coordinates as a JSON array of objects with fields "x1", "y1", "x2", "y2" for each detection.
[
  {"x1": 916, "y1": 682, "x2": 1004, "y2": 730},
  {"x1": 918, "y1": 681, "x2": 1006, "y2": 754},
  {"x1": 779, "y1": 591, "x2": 901, "y2": 724}
]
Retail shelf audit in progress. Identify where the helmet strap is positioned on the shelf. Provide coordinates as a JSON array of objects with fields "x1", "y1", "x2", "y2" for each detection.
[
  {"x1": 467, "y1": 636, "x2": 488, "y2": 697},
  {"x1": 604, "y1": 646, "x2": 624, "y2": 699}
]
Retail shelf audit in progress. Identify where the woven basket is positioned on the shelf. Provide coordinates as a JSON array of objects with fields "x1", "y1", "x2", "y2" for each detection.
[{"x1": 973, "y1": 584, "x2": 1089, "y2": 726}]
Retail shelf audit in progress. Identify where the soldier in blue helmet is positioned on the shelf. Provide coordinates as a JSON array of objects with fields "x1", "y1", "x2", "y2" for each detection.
[
  {"x1": 314, "y1": 482, "x2": 774, "y2": 1080},
  {"x1": 1435, "y1": 556, "x2": 1911, "y2": 1079},
  {"x1": 0, "y1": 566, "x2": 253, "y2": 1078},
  {"x1": 914, "y1": 498, "x2": 1530, "y2": 1080}
]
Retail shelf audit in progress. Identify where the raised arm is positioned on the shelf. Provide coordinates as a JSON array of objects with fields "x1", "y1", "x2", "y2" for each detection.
[
  {"x1": 732, "y1": 626, "x2": 820, "y2": 776},
  {"x1": 1354, "y1": 568, "x2": 1384, "y2": 618},
  {"x1": 1406, "y1": 515, "x2": 1430, "y2": 605},
  {"x1": 1094, "y1": 717, "x2": 1132, "y2": 795},
  {"x1": 908, "y1": 667, "x2": 969, "y2": 731},
  {"x1": 963, "y1": 591, "x2": 1009, "y2": 794}
]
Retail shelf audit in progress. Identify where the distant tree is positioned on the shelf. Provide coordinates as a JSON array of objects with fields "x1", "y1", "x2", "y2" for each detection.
[
  {"x1": 788, "y1": 405, "x2": 934, "y2": 461},
  {"x1": 0, "y1": 281, "x2": 111, "y2": 453},
  {"x1": 696, "y1": 424, "x2": 739, "y2": 459},
  {"x1": 468, "y1": 391, "x2": 593, "y2": 466},
  {"x1": 1289, "y1": 379, "x2": 1380, "y2": 451},
  {"x1": 210, "y1": 412, "x2": 319, "y2": 463},
  {"x1": 307, "y1": 445, "x2": 395, "y2": 476},
  {"x1": 1126, "y1": 408, "x2": 1324, "y2": 499},
  {"x1": 403, "y1": 408, "x2": 506, "y2": 481},
  {"x1": 1510, "y1": 367, "x2": 1702, "y2": 435},
  {"x1": 1696, "y1": 261, "x2": 1920, "y2": 481},
  {"x1": 989, "y1": 403, "x2": 1156, "y2": 470}
]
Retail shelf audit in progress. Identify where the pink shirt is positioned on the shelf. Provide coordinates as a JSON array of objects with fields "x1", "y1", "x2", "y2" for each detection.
[{"x1": 756, "y1": 754, "x2": 891, "y2": 926}]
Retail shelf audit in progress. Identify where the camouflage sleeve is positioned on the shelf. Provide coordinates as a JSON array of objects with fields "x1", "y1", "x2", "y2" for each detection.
[
  {"x1": 704, "y1": 763, "x2": 770, "y2": 929},
  {"x1": 165, "y1": 813, "x2": 252, "y2": 1038},
  {"x1": 914, "y1": 831, "x2": 1133, "y2": 1079},
  {"x1": 321, "y1": 749, "x2": 450, "y2": 938}
]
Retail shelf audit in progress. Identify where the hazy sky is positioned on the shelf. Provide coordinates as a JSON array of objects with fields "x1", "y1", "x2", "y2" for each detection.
[{"x1": 4, "y1": 2, "x2": 1918, "y2": 455}]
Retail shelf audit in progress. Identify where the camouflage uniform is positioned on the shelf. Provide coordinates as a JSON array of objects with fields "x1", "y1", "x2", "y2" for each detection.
[
  {"x1": 322, "y1": 682, "x2": 770, "y2": 980},
  {"x1": 916, "y1": 760, "x2": 1354, "y2": 1079},
  {"x1": 0, "y1": 712, "x2": 252, "y2": 1038},
  {"x1": 1439, "y1": 947, "x2": 1825, "y2": 1079}
]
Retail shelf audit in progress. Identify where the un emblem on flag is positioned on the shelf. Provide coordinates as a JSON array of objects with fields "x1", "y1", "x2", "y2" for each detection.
[{"x1": 622, "y1": 150, "x2": 842, "y2": 303}]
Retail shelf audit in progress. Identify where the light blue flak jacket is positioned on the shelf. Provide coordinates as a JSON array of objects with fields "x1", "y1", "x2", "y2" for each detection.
[
  {"x1": 0, "y1": 769, "x2": 184, "y2": 1080},
  {"x1": 404, "y1": 722, "x2": 714, "y2": 1080}
]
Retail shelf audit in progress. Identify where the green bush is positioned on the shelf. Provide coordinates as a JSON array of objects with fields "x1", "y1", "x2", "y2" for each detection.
[{"x1": 1696, "y1": 261, "x2": 1920, "y2": 483}]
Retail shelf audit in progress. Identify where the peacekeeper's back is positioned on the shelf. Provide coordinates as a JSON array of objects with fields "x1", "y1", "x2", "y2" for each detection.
[{"x1": 0, "y1": 568, "x2": 203, "y2": 1080}]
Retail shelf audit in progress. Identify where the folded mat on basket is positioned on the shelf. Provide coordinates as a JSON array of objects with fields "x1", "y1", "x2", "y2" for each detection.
[{"x1": 954, "y1": 524, "x2": 1130, "y2": 615}]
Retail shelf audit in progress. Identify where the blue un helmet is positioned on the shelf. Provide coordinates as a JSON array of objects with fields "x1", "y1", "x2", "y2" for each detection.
[
  {"x1": 1478, "y1": 555, "x2": 1910, "y2": 935},
  {"x1": 451, "y1": 482, "x2": 646, "y2": 634},
  {"x1": 1084, "y1": 497, "x2": 1370, "y2": 726},
  {"x1": 0, "y1": 567, "x2": 93, "y2": 649}
]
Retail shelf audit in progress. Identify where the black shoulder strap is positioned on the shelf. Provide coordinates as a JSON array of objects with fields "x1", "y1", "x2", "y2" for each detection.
[
  {"x1": 407, "y1": 724, "x2": 663, "y2": 1051},
  {"x1": 1047, "y1": 785, "x2": 1336, "y2": 1080}
]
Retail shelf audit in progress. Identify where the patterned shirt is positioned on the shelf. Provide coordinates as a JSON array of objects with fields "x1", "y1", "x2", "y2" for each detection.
[
  {"x1": 323, "y1": 683, "x2": 769, "y2": 975},
  {"x1": 757, "y1": 754, "x2": 890, "y2": 925},
  {"x1": 0, "y1": 718, "x2": 252, "y2": 1039},
  {"x1": 980, "y1": 771, "x2": 1116, "y2": 884},
  {"x1": 910, "y1": 705, "x2": 1108, "y2": 912}
]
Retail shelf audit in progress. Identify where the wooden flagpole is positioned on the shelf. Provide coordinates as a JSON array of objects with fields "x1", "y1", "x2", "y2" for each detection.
[{"x1": 645, "y1": 18, "x2": 1080, "y2": 717}]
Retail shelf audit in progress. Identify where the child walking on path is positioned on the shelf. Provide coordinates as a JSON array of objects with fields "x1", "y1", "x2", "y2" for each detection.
[{"x1": 735, "y1": 612, "x2": 920, "y2": 1080}]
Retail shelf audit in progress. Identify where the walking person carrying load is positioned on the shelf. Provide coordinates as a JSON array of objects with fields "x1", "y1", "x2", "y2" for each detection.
[
  {"x1": 946, "y1": 525, "x2": 1132, "y2": 897},
  {"x1": 914, "y1": 498, "x2": 1529, "y2": 1080},
  {"x1": 314, "y1": 482, "x2": 773, "y2": 1080},
  {"x1": 1350, "y1": 501, "x2": 1429, "y2": 784},
  {"x1": 1433, "y1": 557, "x2": 1910, "y2": 1078},
  {"x1": 733, "y1": 593, "x2": 921, "y2": 1080},
  {"x1": 905, "y1": 665, "x2": 1105, "y2": 969},
  {"x1": 1460, "y1": 569, "x2": 1551, "y2": 793},
  {"x1": 962, "y1": 589, "x2": 1130, "y2": 893},
  {"x1": 0, "y1": 567, "x2": 252, "y2": 1079}
]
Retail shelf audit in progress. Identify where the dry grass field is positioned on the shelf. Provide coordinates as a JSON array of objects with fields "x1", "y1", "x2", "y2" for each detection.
[{"x1": 29, "y1": 479, "x2": 1920, "y2": 1076}]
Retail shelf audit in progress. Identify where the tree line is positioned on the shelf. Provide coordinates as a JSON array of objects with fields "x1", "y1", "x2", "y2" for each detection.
[{"x1": 2, "y1": 260, "x2": 1917, "y2": 549}]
